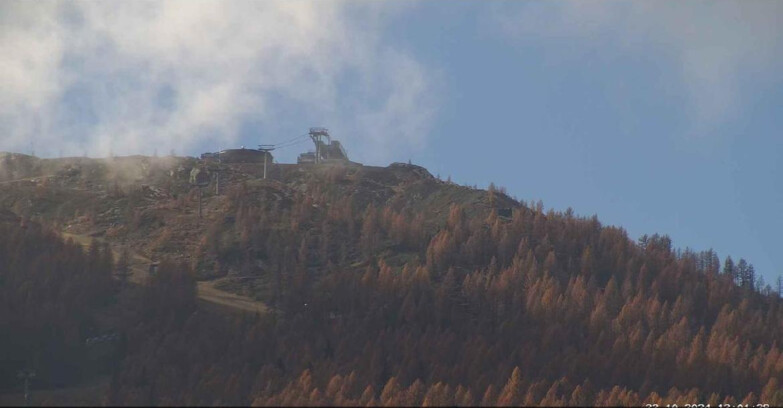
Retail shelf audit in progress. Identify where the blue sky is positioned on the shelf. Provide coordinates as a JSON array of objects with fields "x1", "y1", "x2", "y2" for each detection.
[{"x1": 1, "y1": 1, "x2": 782, "y2": 283}]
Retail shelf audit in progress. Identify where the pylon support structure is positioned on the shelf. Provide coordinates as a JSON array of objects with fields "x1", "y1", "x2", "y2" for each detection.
[
  {"x1": 308, "y1": 128, "x2": 331, "y2": 164},
  {"x1": 258, "y1": 145, "x2": 275, "y2": 179}
]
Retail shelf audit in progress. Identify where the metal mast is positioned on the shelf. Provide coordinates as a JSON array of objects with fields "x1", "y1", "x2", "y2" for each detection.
[
  {"x1": 215, "y1": 146, "x2": 221, "y2": 195},
  {"x1": 191, "y1": 168, "x2": 210, "y2": 226},
  {"x1": 258, "y1": 145, "x2": 275, "y2": 179},
  {"x1": 17, "y1": 369, "x2": 35, "y2": 406}
]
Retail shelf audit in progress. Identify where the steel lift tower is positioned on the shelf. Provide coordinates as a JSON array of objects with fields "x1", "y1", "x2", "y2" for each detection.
[{"x1": 308, "y1": 127, "x2": 331, "y2": 164}]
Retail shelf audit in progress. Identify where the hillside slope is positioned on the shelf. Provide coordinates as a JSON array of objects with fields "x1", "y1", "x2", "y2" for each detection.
[{"x1": 2, "y1": 153, "x2": 782, "y2": 406}]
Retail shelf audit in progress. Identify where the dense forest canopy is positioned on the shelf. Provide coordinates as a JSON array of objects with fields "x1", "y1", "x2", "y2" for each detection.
[{"x1": 1, "y1": 157, "x2": 783, "y2": 406}]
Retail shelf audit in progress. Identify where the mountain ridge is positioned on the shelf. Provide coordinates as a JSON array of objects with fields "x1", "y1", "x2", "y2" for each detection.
[{"x1": 1, "y1": 152, "x2": 781, "y2": 406}]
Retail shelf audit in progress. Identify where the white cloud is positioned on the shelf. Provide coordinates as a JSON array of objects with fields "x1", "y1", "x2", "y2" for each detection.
[
  {"x1": 0, "y1": 1, "x2": 437, "y2": 162},
  {"x1": 492, "y1": 1, "x2": 783, "y2": 135}
]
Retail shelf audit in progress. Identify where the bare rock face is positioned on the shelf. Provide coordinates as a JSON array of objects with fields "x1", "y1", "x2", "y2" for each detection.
[{"x1": 388, "y1": 162, "x2": 434, "y2": 181}]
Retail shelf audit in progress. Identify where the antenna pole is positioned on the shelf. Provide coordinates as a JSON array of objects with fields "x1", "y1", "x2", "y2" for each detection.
[
  {"x1": 24, "y1": 375, "x2": 30, "y2": 406},
  {"x1": 215, "y1": 147, "x2": 221, "y2": 195},
  {"x1": 258, "y1": 145, "x2": 275, "y2": 179},
  {"x1": 17, "y1": 369, "x2": 35, "y2": 406}
]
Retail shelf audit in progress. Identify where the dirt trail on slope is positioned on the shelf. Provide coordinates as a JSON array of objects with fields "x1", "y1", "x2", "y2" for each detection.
[
  {"x1": 60, "y1": 231, "x2": 268, "y2": 315},
  {"x1": 0, "y1": 174, "x2": 54, "y2": 185},
  {"x1": 196, "y1": 281, "x2": 267, "y2": 314}
]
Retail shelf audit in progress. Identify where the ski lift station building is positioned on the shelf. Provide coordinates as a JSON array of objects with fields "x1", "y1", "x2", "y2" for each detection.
[{"x1": 200, "y1": 147, "x2": 273, "y2": 164}]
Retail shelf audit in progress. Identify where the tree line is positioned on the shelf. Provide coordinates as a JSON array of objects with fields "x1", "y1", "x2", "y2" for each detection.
[
  {"x1": 108, "y1": 172, "x2": 783, "y2": 406},
  {"x1": 5, "y1": 165, "x2": 783, "y2": 406}
]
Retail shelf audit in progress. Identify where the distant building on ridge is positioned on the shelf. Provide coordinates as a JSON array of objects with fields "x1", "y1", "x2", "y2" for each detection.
[{"x1": 200, "y1": 147, "x2": 273, "y2": 164}]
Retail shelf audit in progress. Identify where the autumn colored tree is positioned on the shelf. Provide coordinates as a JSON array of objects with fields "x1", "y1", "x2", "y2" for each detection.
[{"x1": 10, "y1": 161, "x2": 783, "y2": 407}]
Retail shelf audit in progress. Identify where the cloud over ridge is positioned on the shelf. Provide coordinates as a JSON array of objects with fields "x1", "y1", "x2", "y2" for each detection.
[{"x1": 0, "y1": 1, "x2": 436, "y2": 162}]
